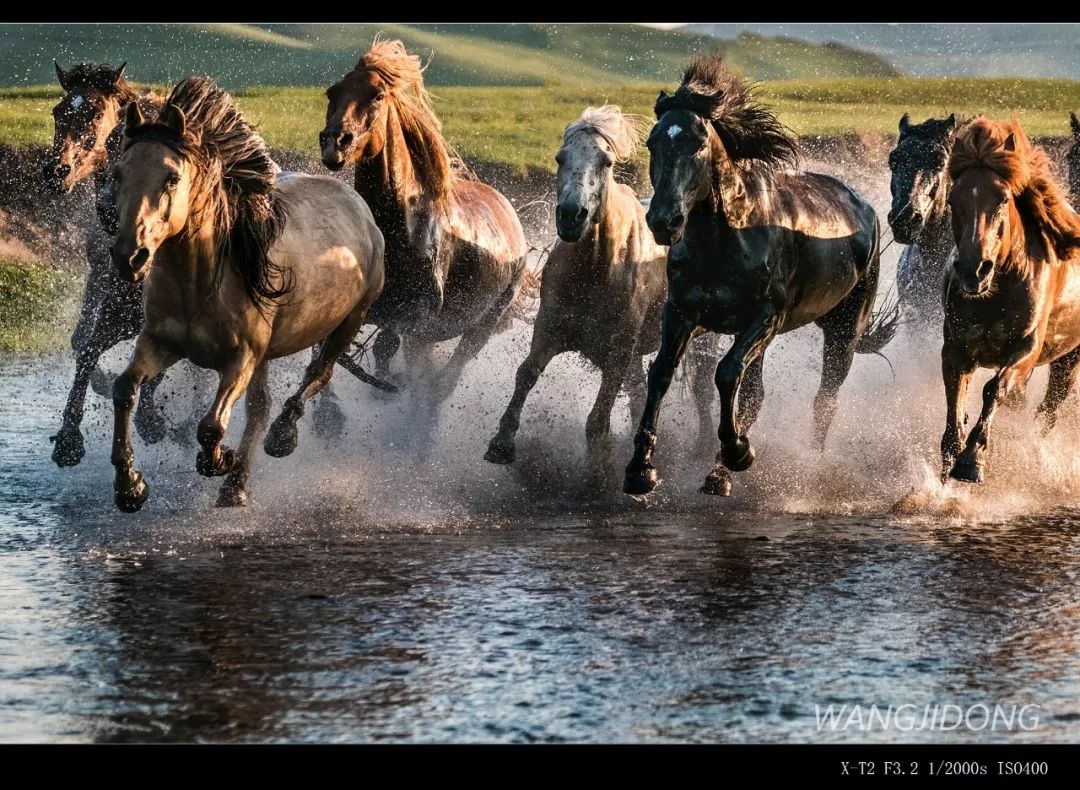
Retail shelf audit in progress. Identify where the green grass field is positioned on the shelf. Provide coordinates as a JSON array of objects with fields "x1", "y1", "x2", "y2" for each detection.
[
  {"x1": 4, "y1": 77, "x2": 1080, "y2": 174},
  {"x1": 0, "y1": 259, "x2": 79, "y2": 352}
]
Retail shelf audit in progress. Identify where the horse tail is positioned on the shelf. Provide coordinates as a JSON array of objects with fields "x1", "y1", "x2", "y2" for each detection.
[
  {"x1": 504, "y1": 244, "x2": 547, "y2": 324},
  {"x1": 856, "y1": 216, "x2": 902, "y2": 355}
]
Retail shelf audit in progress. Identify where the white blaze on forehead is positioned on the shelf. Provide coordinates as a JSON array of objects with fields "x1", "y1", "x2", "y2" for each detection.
[
  {"x1": 70, "y1": 95, "x2": 84, "y2": 109},
  {"x1": 667, "y1": 124, "x2": 682, "y2": 140}
]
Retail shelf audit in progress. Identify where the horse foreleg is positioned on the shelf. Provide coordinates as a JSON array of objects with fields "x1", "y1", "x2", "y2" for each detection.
[
  {"x1": 52, "y1": 325, "x2": 111, "y2": 468},
  {"x1": 940, "y1": 342, "x2": 975, "y2": 483},
  {"x1": 586, "y1": 347, "x2": 638, "y2": 469},
  {"x1": 484, "y1": 326, "x2": 561, "y2": 465},
  {"x1": 112, "y1": 335, "x2": 178, "y2": 512},
  {"x1": 133, "y1": 371, "x2": 169, "y2": 445},
  {"x1": 1035, "y1": 346, "x2": 1080, "y2": 432},
  {"x1": 310, "y1": 343, "x2": 347, "y2": 441},
  {"x1": 195, "y1": 354, "x2": 257, "y2": 479},
  {"x1": 716, "y1": 309, "x2": 780, "y2": 473},
  {"x1": 624, "y1": 301, "x2": 697, "y2": 495},
  {"x1": 950, "y1": 335, "x2": 1040, "y2": 484},
  {"x1": 265, "y1": 302, "x2": 371, "y2": 459},
  {"x1": 217, "y1": 362, "x2": 271, "y2": 507}
]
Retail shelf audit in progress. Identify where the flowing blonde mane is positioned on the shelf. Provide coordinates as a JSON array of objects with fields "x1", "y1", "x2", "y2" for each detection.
[
  {"x1": 563, "y1": 105, "x2": 649, "y2": 163},
  {"x1": 949, "y1": 116, "x2": 1080, "y2": 260},
  {"x1": 355, "y1": 37, "x2": 470, "y2": 209}
]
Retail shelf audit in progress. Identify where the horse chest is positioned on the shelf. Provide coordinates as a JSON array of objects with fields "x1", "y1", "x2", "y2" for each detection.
[{"x1": 668, "y1": 256, "x2": 759, "y2": 332}]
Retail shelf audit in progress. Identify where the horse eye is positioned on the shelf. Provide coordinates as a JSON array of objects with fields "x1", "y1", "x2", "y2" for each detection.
[{"x1": 166, "y1": 174, "x2": 180, "y2": 189}]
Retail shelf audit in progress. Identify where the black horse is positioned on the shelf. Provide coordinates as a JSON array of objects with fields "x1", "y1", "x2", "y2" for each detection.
[
  {"x1": 887, "y1": 113, "x2": 962, "y2": 333},
  {"x1": 623, "y1": 55, "x2": 898, "y2": 498},
  {"x1": 1067, "y1": 112, "x2": 1080, "y2": 207}
]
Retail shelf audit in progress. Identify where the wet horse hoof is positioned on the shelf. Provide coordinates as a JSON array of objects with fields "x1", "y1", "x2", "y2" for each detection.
[
  {"x1": 700, "y1": 462, "x2": 733, "y2": 497},
  {"x1": 115, "y1": 471, "x2": 149, "y2": 513},
  {"x1": 949, "y1": 458, "x2": 985, "y2": 484},
  {"x1": 50, "y1": 427, "x2": 85, "y2": 468},
  {"x1": 264, "y1": 417, "x2": 299, "y2": 458},
  {"x1": 483, "y1": 438, "x2": 515, "y2": 464},
  {"x1": 624, "y1": 465, "x2": 660, "y2": 495},
  {"x1": 721, "y1": 436, "x2": 755, "y2": 472},
  {"x1": 196, "y1": 446, "x2": 236, "y2": 477},
  {"x1": 216, "y1": 485, "x2": 249, "y2": 508},
  {"x1": 135, "y1": 406, "x2": 168, "y2": 445},
  {"x1": 313, "y1": 396, "x2": 347, "y2": 441}
]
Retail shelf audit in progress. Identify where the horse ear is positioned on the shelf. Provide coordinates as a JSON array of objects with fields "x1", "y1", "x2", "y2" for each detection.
[
  {"x1": 898, "y1": 113, "x2": 911, "y2": 135},
  {"x1": 54, "y1": 60, "x2": 70, "y2": 91},
  {"x1": 1003, "y1": 133, "x2": 1016, "y2": 152},
  {"x1": 657, "y1": 89, "x2": 669, "y2": 103},
  {"x1": 124, "y1": 101, "x2": 145, "y2": 131},
  {"x1": 1071, "y1": 111, "x2": 1080, "y2": 138},
  {"x1": 112, "y1": 62, "x2": 127, "y2": 85},
  {"x1": 159, "y1": 103, "x2": 187, "y2": 137},
  {"x1": 945, "y1": 113, "x2": 956, "y2": 131}
]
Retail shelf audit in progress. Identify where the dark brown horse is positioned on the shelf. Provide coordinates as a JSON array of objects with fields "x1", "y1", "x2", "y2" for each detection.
[
  {"x1": 44, "y1": 62, "x2": 172, "y2": 467},
  {"x1": 1067, "y1": 111, "x2": 1080, "y2": 207},
  {"x1": 624, "y1": 55, "x2": 898, "y2": 497},
  {"x1": 319, "y1": 39, "x2": 531, "y2": 402},
  {"x1": 940, "y1": 117, "x2": 1080, "y2": 484}
]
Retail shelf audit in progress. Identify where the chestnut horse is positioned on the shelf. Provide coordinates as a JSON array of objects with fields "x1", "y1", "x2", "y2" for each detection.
[
  {"x1": 941, "y1": 117, "x2": 1080, "y2": 484},
  {"x1": 108, "y1": 77, "x2": 385, "y2": 511},
  {"x1": 320, "y1": 39, "x2": 530, "y2": 402},
  {"x1": 484, "y1": 106, "x2": 718, "y2": 475},
  {"x1": 624, "y1": 55, "x2": 898, "y2": 498}
]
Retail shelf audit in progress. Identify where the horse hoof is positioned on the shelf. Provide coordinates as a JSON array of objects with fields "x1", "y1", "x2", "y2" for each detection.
[
  {"x1": 115, "y1": 471, "x2": 149, "y2": 513},
  {"x1": 313, "y1": 397, "x2": 347, "y2": 441},
  {"x1": 721, "y1": 436, "x2": 755, "y2": 472},
  {"x1": 196, "y1": 446, "x2": 236, "y2": 477},
  {"x1": 264, "y1": 419, "x2": 299, "y2": 458},
  {"x1": 216, "y1": 485, "x2": 249, "y2": 508},
  {"x1": 484, "y1": 438, "x2": 515, "y2": 465},
  {"x1": 949, "y1": 459, "x2": 985, "y2": 484},
  {"x1": 50, "y1": 427, "x2": 85, "y2": 468},
  {"x1": 135, "y1": 407, "x2": 168, "y2": 445},
  {"x1": 700, "y1": 466, "x2": 732, "y2": 497},
  {"x1": 624, "y1": 465, "x2": 660, "y2": 495}
]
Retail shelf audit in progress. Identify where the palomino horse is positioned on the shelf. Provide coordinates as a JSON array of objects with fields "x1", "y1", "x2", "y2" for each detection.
[
  {"x1": 888, "y1": 113, "x2": 963, "y2": 332},
  {"x1": 108, "y1": 77, "x2": 385, "y2": 511},
  {"x1": 484, "y1": 106, "x2": 718, "y2": 475},
  {"x1": 44, "y1": 62, "x2": 174, "y2": 467},
  {"x1": 940, "y1": 117, "x2": 1080, "y2": 484},
  {"x1": 320, "y1": 38, "x2": 531, "y2": 402},
  {"x1": 624, "y1": 55, "x2": 898, "y2": 497}
]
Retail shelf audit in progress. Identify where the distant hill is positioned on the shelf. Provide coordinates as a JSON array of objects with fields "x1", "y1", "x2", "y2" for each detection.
[
  {"x1": 0, "y1": 23, "x2": 897, "y2": 88},
  {"x1": 691, "y1": 23, "x2": 1080, "y2": 79}
]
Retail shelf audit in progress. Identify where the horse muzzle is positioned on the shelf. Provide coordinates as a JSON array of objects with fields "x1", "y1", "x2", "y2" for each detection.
[
  {"x1": 42, "y1": 161, "x2": 74, "y2": 195},
  {"x1": 111, "y1": 245, "x2": 152, "y2": 283},
  {"x1": 646, "y1": 208, "x2": 685, "y2": 247},
  {"x1": 954, "y1": 258, "x2": 994, "y2": 296},
  {"x1": 887, "y1": 208, "x2": 923, "y2": 245},
  {"x1": 319, "y1": 130, "x2": 354, "y2": 171},
  {"x1": 555, "y1": 201, "x2": 589, "y2": 242}
]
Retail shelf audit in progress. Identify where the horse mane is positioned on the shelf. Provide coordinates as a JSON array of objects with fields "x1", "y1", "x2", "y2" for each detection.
[
  {"x1": 61, "y1": 63, "x2": 140, "y2": 102},
  {"x1": 123, "y1": 75, "x2": 291, "y2": 311},
  {"x1": 563, "y1": 105, "x2": 649, "y2": 163},
  {"x1": 355, "y1": 36, "x2": 470, "y2": 210},
  {"x1": 654, "y1": 54, "x2": 799, "y2": 176},
  {"x1": 949, "y1": 116, "x2": 1080, "y2": 261}
]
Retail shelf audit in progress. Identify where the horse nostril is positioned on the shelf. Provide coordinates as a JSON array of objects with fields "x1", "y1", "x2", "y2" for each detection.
[
  {"x1": 976, "y1": 259, "x2": 993, "y2": 279},
  {"x1": 575, "y1": 206, "x2": 588, "y2": 222},
  {"x1": 667, "y1": 213, "x2": 685, "y2": 232},
  {"x1": 339, "y1": 132, "x2": 354, "y2": 147}
]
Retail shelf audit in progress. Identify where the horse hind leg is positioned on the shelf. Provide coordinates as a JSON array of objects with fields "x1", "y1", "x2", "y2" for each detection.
[
  {"x1": 1035, "y1": 346, "x2": 1080, "y2": 432},
  {"x1": 133, "y1": 371, "x2": 169, "y2": 445},
  {"x1": 310, "y1": 344, "x2": 348, "y2": 441},
  {"x1": 217, "y1": 362, "x2": 271, "y2": 507},
  {"x1": 265, "y1": 300, "x2": 372, "y2": 459}
]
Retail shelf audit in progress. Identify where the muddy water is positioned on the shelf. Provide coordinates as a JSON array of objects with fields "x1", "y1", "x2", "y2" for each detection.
[{"x1": 4, "y1": 158, "x2": 1080, "y2": 742}]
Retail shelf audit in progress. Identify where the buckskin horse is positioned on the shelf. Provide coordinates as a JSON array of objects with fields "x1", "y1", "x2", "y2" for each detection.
[
  {"x1": 484, "y1": 105, "x2": 719, "y2": 473},
  {"x1": 940, "y1": 117, "x2": 1080, "y2": 484},
  {"x1": 320, "y1": 38, "x2": 532, "y2": 403},
  {"x1": 623, "y1": 55, "x2": 898, "y2": 498},
  {"x1": 107, "y1": 77, "x2": 385, "y2": 511}
]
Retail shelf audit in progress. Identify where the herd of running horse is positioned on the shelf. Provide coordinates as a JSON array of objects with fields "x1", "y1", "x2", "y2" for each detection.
[{"x1": 37, "y1": 40, "x2": 1080, "y2": 512}]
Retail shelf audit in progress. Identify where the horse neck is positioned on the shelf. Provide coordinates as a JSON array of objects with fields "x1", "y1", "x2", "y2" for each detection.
[
  {"x1": 149, "y1": 221, "x2": 224, "y2": 314},
  {"x1": 352, "y1": 103, "x2": 426, "y2": 238}
]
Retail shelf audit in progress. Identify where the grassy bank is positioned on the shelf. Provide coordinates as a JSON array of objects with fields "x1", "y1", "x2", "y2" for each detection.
[
  {"x1": 0, "y1": 259, "x2": 78, "y2": 352},
  {"x1": 4, "y1": 77, "x2": 1080, "y2": 173}
]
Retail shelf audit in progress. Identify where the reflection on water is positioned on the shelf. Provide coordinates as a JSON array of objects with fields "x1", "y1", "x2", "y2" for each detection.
[{"x1": 3, "y1": 350, "x2": 1080, "y2": 742}]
